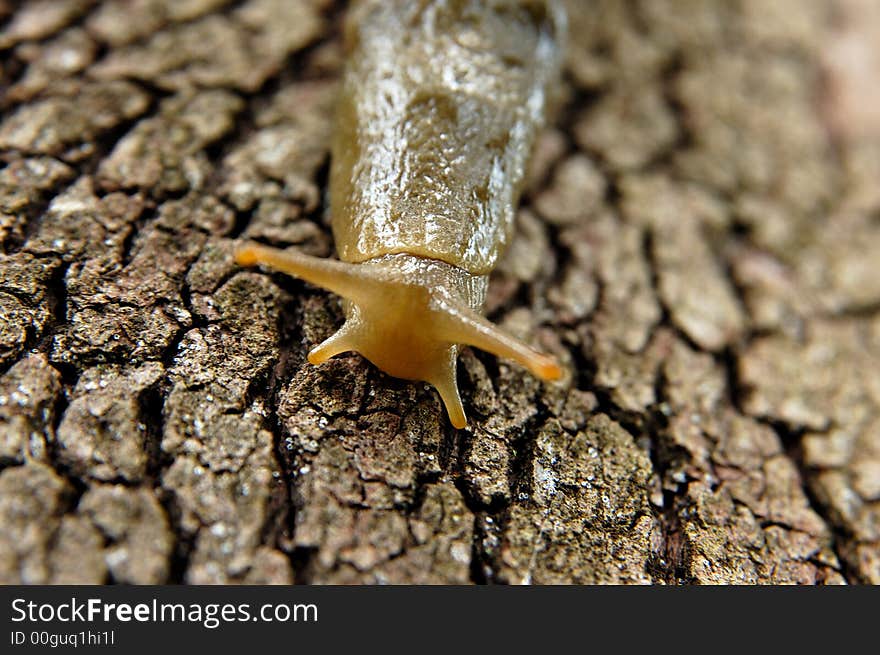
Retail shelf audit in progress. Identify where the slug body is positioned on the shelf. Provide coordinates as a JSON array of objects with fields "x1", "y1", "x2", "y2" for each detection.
[{"x1": 236, "y1": 0, "x2": 566, "y2": 428}]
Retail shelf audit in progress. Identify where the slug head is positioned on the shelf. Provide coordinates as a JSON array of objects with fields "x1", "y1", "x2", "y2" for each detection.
[{"x1": 235, "y1": 242, "x2": 562, "y2": 428}]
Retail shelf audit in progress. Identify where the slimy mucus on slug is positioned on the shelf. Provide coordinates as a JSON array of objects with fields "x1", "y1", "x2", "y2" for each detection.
[{"x1": 236, "y1": 0, "x2": 567, "y2": 428}]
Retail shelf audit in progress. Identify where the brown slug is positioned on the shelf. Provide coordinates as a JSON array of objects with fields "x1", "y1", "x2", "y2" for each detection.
[{"x1": 236, "y1": 0, "x2": 567, "y2": 428}]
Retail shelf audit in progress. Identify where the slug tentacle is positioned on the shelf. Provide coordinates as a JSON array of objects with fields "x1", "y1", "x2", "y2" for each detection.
[
  {"x1": 307, "y1": 323, "x2": 357, "y2": 365},
  {"x1": 235, "y1": 242, "x2": 386, "y2": 305},
  {"x1": 426, "y1": 347, "x2": 466, "y2": 430},
  {"x1": 235, "y1": 242, "x2": 561, "y2": 427},
  {"x1": 434, "y1": 297, "x2": 563, "y2": 382}
]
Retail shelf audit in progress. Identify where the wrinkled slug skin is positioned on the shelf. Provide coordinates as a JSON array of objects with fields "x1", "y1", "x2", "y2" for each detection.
[
  {"x1": 235, "y1": 0, "x2": 566, "y2": 428},
  {"x1": 331, "y1": 0, "x2": 566, "y2": 273}
]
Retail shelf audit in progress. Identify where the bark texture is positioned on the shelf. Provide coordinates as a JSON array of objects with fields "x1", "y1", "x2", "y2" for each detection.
[{"x1": 1, "y1": 0, "x2": 878, "y2": 584}]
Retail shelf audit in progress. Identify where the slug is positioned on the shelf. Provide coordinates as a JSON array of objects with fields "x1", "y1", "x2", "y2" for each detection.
[{"x1": 236, "y1": 0, "x2": 566, "y2": 428}]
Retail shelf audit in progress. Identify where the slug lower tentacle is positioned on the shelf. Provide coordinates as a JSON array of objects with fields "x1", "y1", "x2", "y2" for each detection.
[{"x1": 236, "y1": 0, "x2": 566, "y2": 428}]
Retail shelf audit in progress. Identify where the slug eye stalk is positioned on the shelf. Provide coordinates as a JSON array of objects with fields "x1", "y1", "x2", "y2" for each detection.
[{"x1": 235, "y1": 242, "x2": 563, "y2": 428}]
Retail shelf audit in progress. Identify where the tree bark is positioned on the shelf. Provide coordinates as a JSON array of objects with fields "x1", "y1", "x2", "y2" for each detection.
[{"x1": 0, "y1": 0, "x2": 877, "y2": 584}]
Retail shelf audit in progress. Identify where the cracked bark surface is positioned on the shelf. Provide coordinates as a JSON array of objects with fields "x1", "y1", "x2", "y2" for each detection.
[{"x1": 0, "y1": 0, "x2": 877, "y2": 584}]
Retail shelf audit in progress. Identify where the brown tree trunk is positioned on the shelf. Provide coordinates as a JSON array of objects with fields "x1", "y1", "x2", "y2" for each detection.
[{"x1": 0, "y1": 0, "x2": 877, "y2": 584}]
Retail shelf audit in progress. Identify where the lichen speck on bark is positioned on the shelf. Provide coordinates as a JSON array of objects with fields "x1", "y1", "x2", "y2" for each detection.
[{"x1": 0, "y1": 0, "x2": 878, "y2": 584}]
